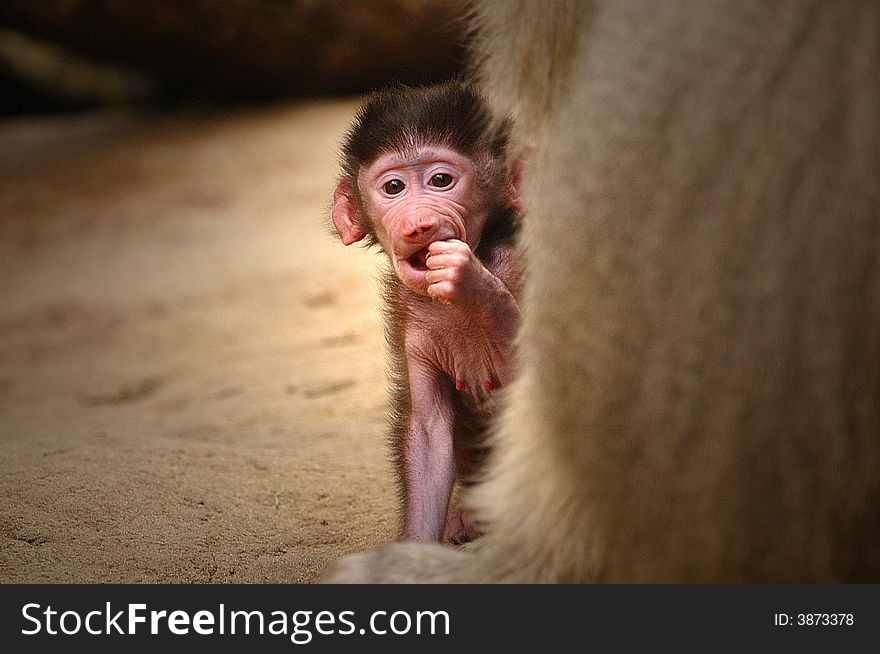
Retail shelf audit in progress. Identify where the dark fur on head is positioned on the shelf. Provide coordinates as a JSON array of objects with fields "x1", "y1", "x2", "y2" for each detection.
[{"x1": 341, "y1": 80, "x2": 512, "y2": 184}]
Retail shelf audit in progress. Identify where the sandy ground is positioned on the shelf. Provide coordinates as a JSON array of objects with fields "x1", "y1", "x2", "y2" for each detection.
[{"x1": 0, "y1": 100, "x2": 399, "y2": 583}]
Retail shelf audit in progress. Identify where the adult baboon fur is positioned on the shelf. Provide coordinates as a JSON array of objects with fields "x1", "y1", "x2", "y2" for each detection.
[{"x1": 325, "y1": 0, "x2": 880, "y2": 582}]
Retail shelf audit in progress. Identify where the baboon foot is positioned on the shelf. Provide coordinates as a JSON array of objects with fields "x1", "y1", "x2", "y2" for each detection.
[{"x1": 443, "y1": 504, "x2": 481, "y2": 545}]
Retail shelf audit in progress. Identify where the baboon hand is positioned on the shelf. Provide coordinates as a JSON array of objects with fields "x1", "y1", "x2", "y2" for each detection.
[{"x1": 425, "y1": 239, "x2": 496, "y2": 306}]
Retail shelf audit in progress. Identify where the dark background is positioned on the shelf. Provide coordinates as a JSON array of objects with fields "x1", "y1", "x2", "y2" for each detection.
[{"x1": 0, "y1": 0, "x2": 467, "y2": 115}]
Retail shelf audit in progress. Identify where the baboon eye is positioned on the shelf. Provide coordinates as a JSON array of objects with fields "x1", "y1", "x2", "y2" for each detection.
[
  {"x1": 429, "y1": 173, "x2": 454, "y2": 188},
  {"x1": 383, "y1": 179, "x2": 406, "y2": 195}
]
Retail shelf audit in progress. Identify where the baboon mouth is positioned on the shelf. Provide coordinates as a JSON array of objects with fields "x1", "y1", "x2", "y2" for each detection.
[{"x1": 407, "y1": 248, "x2": 430, "y2": 271}]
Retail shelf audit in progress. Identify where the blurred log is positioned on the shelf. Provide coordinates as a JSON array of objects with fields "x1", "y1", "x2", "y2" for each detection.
[
  {"x1": 0, "y1": 29, "x2": 157, "y2": 114},
  {"x1": 0, "y1": 0, "x2": 467, "y2": 102}
]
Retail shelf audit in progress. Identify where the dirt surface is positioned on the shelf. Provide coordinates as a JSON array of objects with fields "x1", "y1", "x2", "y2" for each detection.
[{"x1": 0, "y1": 100, "x2": 398, "y2": 583}]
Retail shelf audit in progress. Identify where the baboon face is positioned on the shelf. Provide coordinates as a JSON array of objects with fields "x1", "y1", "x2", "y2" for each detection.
[{"x1": 352, "y1": 145, "x2": 493, "y2": 295}]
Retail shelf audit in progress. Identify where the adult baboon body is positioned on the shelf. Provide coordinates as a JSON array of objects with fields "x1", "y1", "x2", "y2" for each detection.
[{"x1": 326, "y1": 0, "x2": 880, "y2": 582}]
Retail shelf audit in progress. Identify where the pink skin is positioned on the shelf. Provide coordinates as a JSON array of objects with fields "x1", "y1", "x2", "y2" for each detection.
[
  {"x1": 443, "y1": 504, "x2": 481, "y2": 545},
  {"x1": 359, "y1": 147, "x2": 486, "y2": 296},
  {"x1": 332, "y1": 144, "x2": 521, "y2": 543}
]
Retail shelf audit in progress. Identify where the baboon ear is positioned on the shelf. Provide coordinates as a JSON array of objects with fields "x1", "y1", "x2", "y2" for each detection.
[
  {"x1": 332, "y1": 176, "x2": 368, "y2": 245},
  {"x1": 507, "y1": 151, "x2": 529, "y2": 214}
]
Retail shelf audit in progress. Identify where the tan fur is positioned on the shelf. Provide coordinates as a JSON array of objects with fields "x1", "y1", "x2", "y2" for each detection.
[{"x1": 325, "y1": 0, "x2": 880, "y2": 583}]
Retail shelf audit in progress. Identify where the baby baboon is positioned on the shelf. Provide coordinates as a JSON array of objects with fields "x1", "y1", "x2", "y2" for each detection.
[
  {"x1": 326, "y1": 0, "x2": 880, "y2": 582},
  {"x1": 330, "y1": 81, "x2": 524, "y2": 543}
]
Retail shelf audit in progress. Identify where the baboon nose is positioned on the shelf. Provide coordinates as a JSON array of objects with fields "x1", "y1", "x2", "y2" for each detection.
[{"x1": 403, "y1": 216, "x2": 438, "y2": 241}]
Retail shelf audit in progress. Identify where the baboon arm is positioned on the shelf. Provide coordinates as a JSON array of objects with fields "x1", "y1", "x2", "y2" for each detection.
[
  {"x1": 477, "y1": 274, "x2": 520, "y2": 387},
  {"x1": 401, "y1": 359, "x2": 456, "y2": 542}
]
